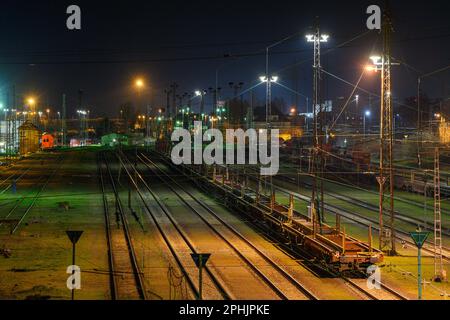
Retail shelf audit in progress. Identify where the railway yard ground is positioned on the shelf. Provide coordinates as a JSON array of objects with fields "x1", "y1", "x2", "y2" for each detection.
[{"x1": 0, "y1": 149, "x2": 449, "y2": 300}]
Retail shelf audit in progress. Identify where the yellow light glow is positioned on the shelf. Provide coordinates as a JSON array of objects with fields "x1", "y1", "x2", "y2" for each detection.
[
  {"x1": 27, "y1": 97, "x2": 36, "y2": 106},
  {"x1": 135, "y1": 78, "x2": 144, "y2": 88},
  {"x1": 365, "y1": 65, "x2": 376, "y2": 72}
]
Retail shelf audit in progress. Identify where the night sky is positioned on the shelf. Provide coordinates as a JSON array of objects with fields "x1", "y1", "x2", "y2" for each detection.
[{"x1": 0, "y1": 0, "x2": 449, "y2": 117}]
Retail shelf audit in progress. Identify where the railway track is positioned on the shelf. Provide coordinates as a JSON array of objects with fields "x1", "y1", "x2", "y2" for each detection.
[
  {"x1": 136, "y1": 152, "x2": 318, "y2": 300},
  {"x1": 99, "y1": 152, "x2": 147, "y2": 300},
  {"x1": 0, "y1": 167, "x2": 33, "y2": 195},
  {"x1": 146, "y1": 151, "x2": 409, "y2": 300},
  {"x1": 0, "y1": 154, "x2": 54, "y2": 219},
  {"x1": 344, "y1": 278, "x2": 408, "y2": 300},
  {"x1": 116, "y1": 151, "x2": 229, "y2": 300},
  {"x1": 0, "y1": 155, "x2": 64, "y2": 234},
  {"x1": 97, "y1": 153, "x2": 118, "y2": 300},
  {"x1": 279, "y1": 162, "x2": 450, "y2": 216}
]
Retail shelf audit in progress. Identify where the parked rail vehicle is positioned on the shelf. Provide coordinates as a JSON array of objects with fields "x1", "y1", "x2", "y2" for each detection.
[{"x1": 158, "y1": 154, "x2": 383, "y2": 275}]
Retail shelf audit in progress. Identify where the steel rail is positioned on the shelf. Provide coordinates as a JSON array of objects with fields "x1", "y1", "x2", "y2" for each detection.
[
  {"x1": 147, "y1": 151, "x2": 409, "y2": 300},
  {"x1": 97, "y1": 153, "x2": 118, "y2": 300},
  {"x1": 138, "y1": 152, "x2": 320, "y2": 300},
  {"x1": 102, "y1": 152, "x2": 147, "y2": 300},
  {"x1": 11, "y1": 155, "x2": 64, "y2": 234},
  {"x1": 116, "y1": 151, "x2": 231, "y2": 300}
]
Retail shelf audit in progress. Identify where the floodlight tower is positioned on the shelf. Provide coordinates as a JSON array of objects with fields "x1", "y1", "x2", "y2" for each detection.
[
  {"x1": 376, "y1": 3, "x2": 396, "y2": 254},
  {"x1": 306, "y1": 22, "x2": 329, "y2": 233}
]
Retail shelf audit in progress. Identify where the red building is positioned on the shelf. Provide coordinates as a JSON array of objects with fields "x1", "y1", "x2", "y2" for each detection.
[{"x1": 41, "y1": 133, "x2": 55, "y2": 149}]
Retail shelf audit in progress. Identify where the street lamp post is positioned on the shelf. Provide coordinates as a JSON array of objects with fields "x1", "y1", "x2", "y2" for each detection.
[
  {"x1": 134, "y1": 78, "x2": 147, "y2": 136},
  {"x1": 27, "y1": 97, "x2": 36, "y2": 124},
  {"x1": 45, "y1": 108, "x2": 50, "y2": 132},
  {"x1": 57, "y1": 111, "x2": 61, "y2": 145}
]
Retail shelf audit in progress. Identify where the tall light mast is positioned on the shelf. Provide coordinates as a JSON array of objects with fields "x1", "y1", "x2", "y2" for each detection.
[
  {"x1": 306, "y1": 21, "x2": 329, "y2": 234},
  {"x1": 377, "y1": 4, "x2": 396, "y2": 254}
]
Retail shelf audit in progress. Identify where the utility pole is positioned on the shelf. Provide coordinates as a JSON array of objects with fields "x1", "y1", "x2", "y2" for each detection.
[
  {"x1": 247, "y1": 90, "x2": 254, "y2": 129},
  {"x1": 164, "y1": 88, "x2": 172, "y2": 119},
  {"x1": 170, "y1": 82, "x2": 178, "y2": 118},
  {"x1": 417, "y1": 77, "x2": 422, "y2": 168},
  {"x1": 266, "y1": 47, "x2": 272, "y2": 130},
  {"x1": 377, "y1": 2, "x2": 396, "y2": 255},
  {"x1": 62, "y1": 94, "x2": 67, "y2": 146},
  {"x1": 199, "y1": 91, "x2": 205, "y2": 116},
  {"x1": 78, "y1": 89, "x2": 85, "y2": 141},
  {"x1": 433, "y1": 147, "x2": 445, "y2": 281}
]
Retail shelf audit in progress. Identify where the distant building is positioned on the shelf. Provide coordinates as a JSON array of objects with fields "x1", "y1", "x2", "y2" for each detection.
[{"x1": 19, "y1": 120, "x2": 40, "y2": 155}]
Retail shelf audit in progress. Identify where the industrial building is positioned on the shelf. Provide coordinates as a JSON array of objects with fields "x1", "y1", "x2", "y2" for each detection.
[{"x1": 18, "y1": 121, "x2": 40, "y2": 155}]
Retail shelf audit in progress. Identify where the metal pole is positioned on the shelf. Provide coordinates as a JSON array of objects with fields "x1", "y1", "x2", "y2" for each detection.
[
  {"x1": 417, "y1": 77, "x2": 421, "y2": 167},
  {"x1": 306, "y1": 97, "x2": 309, "y2": 133},
  {"x1": 266, "y1": 47, "x2": 269, "y2": 129},
  {"x1": 72, "y1": 242, "x2": 76, "y2": 300},
  {"x1": 363, "y1": 114, "x2": 366, "y2": 139},
  {"x1": 418, "y1": 246, "x2": 422, "y2": 300},
  {"x1": 198, "y1": 257, "x2": 203, "y2": 300}
]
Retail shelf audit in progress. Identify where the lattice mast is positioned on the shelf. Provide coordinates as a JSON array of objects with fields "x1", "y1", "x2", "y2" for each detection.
[
  {"x1": 378, "y1": 4, "x2": 396, "y2": 254},
  {"x1": 309, "y1": 20, "x2": 326, "y2": 234},
  {"x1": 434, "y1": 147, "x2": 444, "y2": 280}
]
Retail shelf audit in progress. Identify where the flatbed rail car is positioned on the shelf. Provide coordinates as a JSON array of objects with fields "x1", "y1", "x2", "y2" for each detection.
[
  {"x1": 158, "y1": 157, "x2": 383, "y2": 274},
  {"x1": 211, "y1": 173, "x2": 383, "y2": 273}
]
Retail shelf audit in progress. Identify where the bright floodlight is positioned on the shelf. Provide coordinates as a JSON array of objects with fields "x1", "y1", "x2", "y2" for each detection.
[
  {"x1": 271, "y1": 76, "x2": 278, "y2": 82},
  {"x1": 370, "y1": 55, "x2": 382, "y2": 65},
  {"x1": 305, "y1": 34, "x2": 314, "y2": 42},
  {"x1": 365, "y1": 110, "x2": 371, "y2": 116},
  {"x1": 135, "y1": 78, "x2": 144, "y2": 88},
  {"x1": 365, "y1": 65, "x2": 376, "y2": 72},
  {"x1": 259, "y1": 76, "x2": 267, "y2": 82},
  {"x1": 27, "y1": 97, "x2": 36, "y2": 105},
  {"x1": 320, "y1": 34, "x2": 329, "y2": 42},
  {"x1": 195, "y1": 90, "x2": 201, "y2": 96}
]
